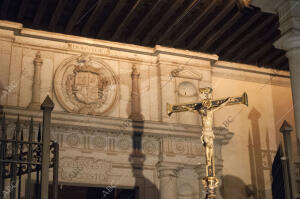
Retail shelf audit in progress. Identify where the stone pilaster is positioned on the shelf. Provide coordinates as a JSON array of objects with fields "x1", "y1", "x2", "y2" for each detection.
[
  {"x1": 157, "y1": 162, "x2": 181, "y2": 199},
  {"x1": 129, "y1": 65, "x2": 144, "y2": 121},
  {"x1": 28, "y1": 51, "x2": 43, "y2": 109},
  {"x1": 195, "y1": 164, "x2": 207, "y2": 198}
]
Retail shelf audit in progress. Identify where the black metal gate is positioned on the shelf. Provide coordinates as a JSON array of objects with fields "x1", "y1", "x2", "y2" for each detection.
[
  {"x1": 0, "y1": 96, "x2": 59, "y2": 199},
  {"x1": 272, "y1": 145, "x2": 286, "y2": 199}
]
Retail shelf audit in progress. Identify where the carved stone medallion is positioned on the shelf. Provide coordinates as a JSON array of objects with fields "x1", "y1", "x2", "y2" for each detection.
[
  {"x1": 54, "y1": 55, "x2": 118, "y2": 115},
  {"x1": 143, "y1": 141, "x2": 157, "y2": 154},
  {"x1": 93, "y1": 136, "x2": 106, "y2": 149},
  {"x1": 175, "y1": 141, "x2": 185, "y2": 153},
  {"x1": 66, "y1": 134, "x2": 80, "y2": 147}
]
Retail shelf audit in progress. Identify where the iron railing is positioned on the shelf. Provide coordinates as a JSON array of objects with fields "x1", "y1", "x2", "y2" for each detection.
[{"x1": 0, "y1": 96, "x2": 58, "y2": 199}]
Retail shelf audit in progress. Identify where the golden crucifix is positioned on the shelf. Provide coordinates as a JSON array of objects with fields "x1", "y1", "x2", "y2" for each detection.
[{"x1": 167, "y1": 87, "x2": 248, "y2": 198}]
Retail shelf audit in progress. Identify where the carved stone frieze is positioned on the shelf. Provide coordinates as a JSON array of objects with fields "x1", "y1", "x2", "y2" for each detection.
[
  {"x1": 93, "y1": 136, "x2": 107, "y2": 150},
  {"x1": 59, "y1": 156, "x2": 112, "y2": 183},
  {"x1": 52, "y1": 128, "x2": 160, "y2": 155},
  {"x1": 161, "y1": 136, "x2": 206, "y2": 157},
  {"x1": 66, "y1": 133, "x2": 80, "y2": 147},
  {"x1": 117, "y1": 137, "x2": 131, "y2": 151},
  {"x1": 54, "y1": 54, "x2": 118, "y2": 115}
]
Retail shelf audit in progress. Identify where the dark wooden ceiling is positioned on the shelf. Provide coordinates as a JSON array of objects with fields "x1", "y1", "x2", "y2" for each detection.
[{"x1": 0, "y1": 0, "x2": 289, "y2": 70}]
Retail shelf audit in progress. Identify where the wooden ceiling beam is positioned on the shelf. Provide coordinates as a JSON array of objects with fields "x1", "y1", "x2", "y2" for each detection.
[
  {"x1": 214, "y1": 10, "x2": 261, "y2": 54},
  {"x1": 278, "y1": 59, "x2": 289, "y2": 70},
  {"x1": 245, "y1": 43, "x2": 273, "y2": 64},
  {"x1": 49, "y1": 0, "x2": 67, "y2": 31},
  {"x1": 234, "y1": 26, "x2": 278, "y2": 60},
  {"x1": 158, "y1": 0, "x2": 200, "y2": 43},
  {"x1": 142, "y1": 0, "x2": 185, "y2": 45},
  {"x1": 33, "y1": 0, "x2": 49, "y2": 27},
  {"x1": 277, "y1": 57, "x2": 288, "y2": 67},
  {"x1": 17, "y1": 0, "x2": 30, "y2": 21},
  {"x1": 188, "y1": 0, "x2": 235, "y2": 49},
  {"x1": 173, "y1": 0, "x2": 217, "y2": 45},
  {"x1": 128, "y1": 0, "x2": 164, "y2": 43},
  {"x1": 263, "y1": 50, "x2": 283, "y2": 65},
  {"x1": 97, "y1": 0, "x2": 128, "y2": 38},
  {"x1": 0, "y1": 0, "x2": 10, "y2": 18},
  {"x1": 271, "y1": 54, "x2": 286, "y2": 66},
  {"x1": 222, "y1": 15, "x2": 276, "y2": 59},
  {"x1": 65, "y1": 0, "x2": 89, "y2": 34},
  {"x1": 82, "y1": 0, "x2": 107, "y2": 36},
  {"x1": 201, "y1": 11, "x2": 242, "y2": 51},
  {"x1": 112, "y1": 0, "x2": 144, "y2": 40}
]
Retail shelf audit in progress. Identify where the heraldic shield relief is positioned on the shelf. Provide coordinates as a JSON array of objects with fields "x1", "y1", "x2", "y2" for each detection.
[{"x1": 54, "y1": 54, "x2": 118, "y2": 115}]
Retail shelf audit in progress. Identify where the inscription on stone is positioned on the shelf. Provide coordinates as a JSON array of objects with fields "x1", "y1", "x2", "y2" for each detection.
[{"x1": 68, "y1": 43, "x2": 110, "y2": 55}]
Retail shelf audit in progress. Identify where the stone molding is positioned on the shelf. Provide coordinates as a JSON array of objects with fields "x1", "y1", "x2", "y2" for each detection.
[
  {"x1": 274, "y1": 0, "x2": 300, "y2": 51},
  {"x1": 0, "y1": 20, "x2": 290, "y2": 79},
  {"x1": 156, "y1": 162, "x2": 184, "y2": 178},
  {"x1": 213, "y1": 60, "x2": 291, "y2": 87},
  {"x1": 1, "y1": 106, "x2": 232, "y2": 164},
  {"x1": 276, "y1": 0, "x2": 300, "y2": 35}
]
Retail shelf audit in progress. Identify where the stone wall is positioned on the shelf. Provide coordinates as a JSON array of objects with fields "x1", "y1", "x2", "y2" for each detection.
[{"x1": 0, "y1": 20, "x2": 295, "y2": 199}]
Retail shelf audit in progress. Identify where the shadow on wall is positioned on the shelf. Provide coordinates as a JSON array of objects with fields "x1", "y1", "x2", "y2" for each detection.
[
  {"x1": 220, "y1": 175, "x2": 254, "y2": 199},
  {"x1": 128, "y1": 120, "x2": 159, "y2": 199},
  {"x1": 248, "y1": 107, "x2": 275, "y2": 199}
]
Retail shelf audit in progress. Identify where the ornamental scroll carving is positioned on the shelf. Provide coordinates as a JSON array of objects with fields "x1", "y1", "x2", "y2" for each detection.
[
  {"x1": 54, "y1": 54, "x2": 118, "y2": 115},
  {"x1": 59, "y1": 156, "x2": 112, "y2": 183}
]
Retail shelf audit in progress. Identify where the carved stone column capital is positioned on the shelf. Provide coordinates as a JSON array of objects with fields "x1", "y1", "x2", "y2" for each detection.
[
  {"x1": 156, "y1": 161, "x2": 183, "y2": 177},
  {"x1": 274, "y1": 0, "x2": 300, "y2": 50},
  {"x1": 34, "y1": 51, "x2": 43, "y2": 65}
]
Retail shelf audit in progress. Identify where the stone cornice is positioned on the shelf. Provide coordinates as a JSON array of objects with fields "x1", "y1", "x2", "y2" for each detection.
[
  {"x1": 0, "y1": 105, "x2": 233, "y2": 142},
  {"x1": 0, "y1": 20, "x2": 217, "y2": 68},
  {"x1": 213, "y1": 60, "x2": 291, "y2": 87},
  {"x1": 275, "y1": 33, "x2": 300, "y2": 51}
]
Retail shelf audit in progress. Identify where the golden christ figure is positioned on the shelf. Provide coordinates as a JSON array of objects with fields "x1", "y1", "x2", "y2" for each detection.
[{"x1": 167, "y1": 87, "x2": 248, "y2": 198}]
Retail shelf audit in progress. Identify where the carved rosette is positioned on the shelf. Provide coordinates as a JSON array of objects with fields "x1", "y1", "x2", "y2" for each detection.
[
  {"x1": 142, "y1": 140, "x2": 157, "y2": 154},
  {"x1": 54, "y1": 55, "x2": 118, "y2": 115},
  {"x1": 93, "y1": 136, "x2": 107, "y2": 149}
]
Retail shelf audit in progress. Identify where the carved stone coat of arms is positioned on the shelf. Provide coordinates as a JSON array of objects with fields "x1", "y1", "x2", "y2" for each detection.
[{"x1": 54, "y1": 55, "x2": 118, "y2": 115}]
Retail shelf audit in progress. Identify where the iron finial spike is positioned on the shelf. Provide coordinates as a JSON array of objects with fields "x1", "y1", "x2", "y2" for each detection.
[
  {"x1": 20, "y1": 129, "x2": 24, "y2": 141},
  {"x1": 1, "y1": 113, "x2": 6, "y2": 139},
  {"x1": 1, "y1": 112, "x2": 5, "y2": 126},
  {"x1": 28, "y1": 116, "x2": 34, "y2": 142},
  {"x1": 20, "y1": 128, "x2": 24, "y2": 153},
  {"x1": 38, "y1": 123, "x2": 41, "y2": 142},
  {"x1": 16, "y1": 114, "x2": 21, "y2": 140},
  {"x1": 13, "y1": 130, "x2": 16, "y2": 140}
]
